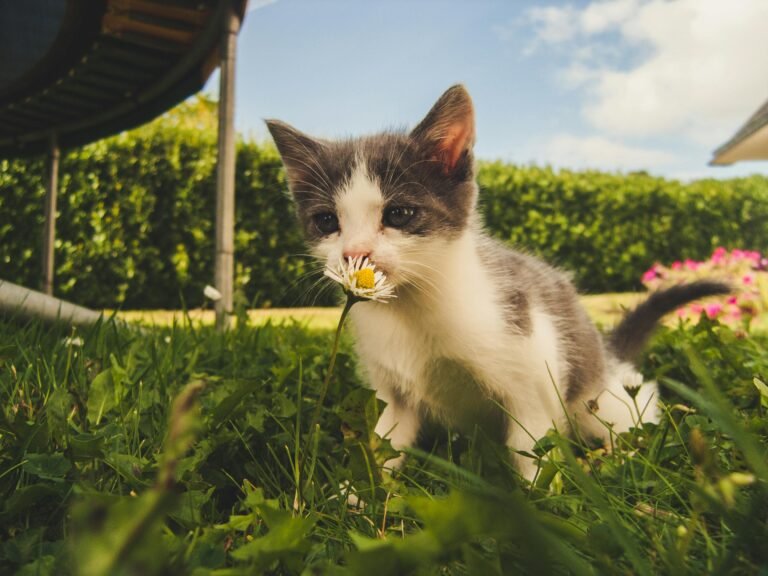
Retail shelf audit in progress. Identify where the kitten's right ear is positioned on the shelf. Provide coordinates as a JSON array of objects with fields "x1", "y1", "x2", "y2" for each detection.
[
  {"x1": 410, "y1": 85, "x2": 475, "y2": 176},
  {"x1": 265, "y1": 119, "x2": 325, "y2": 192}
]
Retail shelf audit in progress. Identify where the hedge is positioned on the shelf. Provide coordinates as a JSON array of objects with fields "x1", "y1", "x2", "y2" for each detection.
[
  {"x1": 1, "y1": 99, "x2": 315, "y2": 309},
  {"x1": 2, "y1": 99, "x2": 767, "y2": 308},
  {"x1": 478, "y1": 164, "x2": 768, "y2": 293}
]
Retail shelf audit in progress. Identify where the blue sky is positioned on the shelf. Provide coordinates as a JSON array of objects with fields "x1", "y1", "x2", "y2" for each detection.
[{"x1": 204, "y1": 0, "x2": 768, "y2": 181}]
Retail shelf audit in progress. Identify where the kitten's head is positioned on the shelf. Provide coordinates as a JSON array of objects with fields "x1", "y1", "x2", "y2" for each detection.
[{"x1": 266, "y1": 85, "x2": 477, "y2": 292}]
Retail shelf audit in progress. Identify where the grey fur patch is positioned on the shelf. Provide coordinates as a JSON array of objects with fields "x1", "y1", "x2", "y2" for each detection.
[{"x1": 480, "y1": 237, "x2": 607, "y2": 401}]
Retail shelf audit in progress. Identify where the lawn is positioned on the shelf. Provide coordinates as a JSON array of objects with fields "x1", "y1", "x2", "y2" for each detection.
[{"x1": 1, "y1": 307, "x2": 767, "y2": 574}]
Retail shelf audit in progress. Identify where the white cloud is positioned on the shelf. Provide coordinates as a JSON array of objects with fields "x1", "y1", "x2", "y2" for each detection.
[
  {"x1": 526, "y1": 5, "x2": 579, "y2": 45},
  {"x1": 560, "y1": 62, "x2": 604, "y2": 89},
  {"x1": 539, "y1": 133, "x2": 677, "y2": 172},
  {"x1": 526, "y1": 0, "x2": 768, "y2": 148},
  {"x1": 580, "y1": 0, "x2": 640, "y2": 35},
  {"x1": 527, "y1": 0, "x2": 640, "y2": 45}
]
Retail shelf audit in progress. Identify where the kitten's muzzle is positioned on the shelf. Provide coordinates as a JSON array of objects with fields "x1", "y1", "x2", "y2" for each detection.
[{"x1": 343, "y1": 249, "x2": 371, "y2": 260}]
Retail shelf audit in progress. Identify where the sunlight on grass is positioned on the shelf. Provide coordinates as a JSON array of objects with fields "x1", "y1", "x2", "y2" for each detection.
[
  {"x1": 114, "y1": 306, "x2": 344, "y2": 330},
  {"x1": 115, "y1": 294, "x2": 641, "y2": 330},
  {"x1": 580, "y1": 292, "x2": 644, "y2": 328}
]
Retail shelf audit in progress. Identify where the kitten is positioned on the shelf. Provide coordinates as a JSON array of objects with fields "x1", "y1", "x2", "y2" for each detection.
[{"x1": 266, "y1": 85, "x2": 729, "y2": 480}]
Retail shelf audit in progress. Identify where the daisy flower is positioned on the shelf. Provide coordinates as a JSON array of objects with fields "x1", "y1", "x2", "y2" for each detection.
[
  {"x1": 324, "y1": 256, "x2": 396, "y2": 302},
  {"x1": 203, "y1": 285, "x2": 222, "y2": 301}
]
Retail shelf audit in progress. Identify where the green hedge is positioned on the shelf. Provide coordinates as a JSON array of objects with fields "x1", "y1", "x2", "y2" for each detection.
[
  {"x1": 479, "y1": 164, "x2": 768, "y2": 293},
  {"x1": 1, "y1": 100, "x2": 316, "y2": 309},
  {"x1": 2, "y1": 100, "x2": 767, "y2": 308}
]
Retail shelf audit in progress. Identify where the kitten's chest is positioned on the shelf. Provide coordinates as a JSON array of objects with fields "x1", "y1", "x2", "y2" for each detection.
[
  {"x1": 421, "y1": 357, "x2": 505, "y2": 434},
  {"x1": 351, "y1": 304, "x2": 446, "y2": 387},
  {"x1": 350, "y1": 302, "x2": 508, "y2": 425}
]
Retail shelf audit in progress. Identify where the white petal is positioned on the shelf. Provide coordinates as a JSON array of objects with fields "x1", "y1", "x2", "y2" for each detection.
[
  {"x1": 324, "y1": 271, "x2": 340, "y2": 284},
  {"x1": 204, "y1": 285, "x2": 223, "y2": 301}
]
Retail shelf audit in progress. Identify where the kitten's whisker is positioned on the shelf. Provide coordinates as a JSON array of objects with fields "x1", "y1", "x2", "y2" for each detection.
[
  {"x1": 282, "y1": 153, "x2": 334, "y2": 192},
  {"x1": 400, "y1": 276, "x2": 441, "y2": 302},
  {"x1": 289, "y1": 184, "x2": 331, "y2": 200},
  {"x1": 289, "y1": 252, "x2": 325, "y2": 262},
  {"x1": 386, "y1": 158, "x2": 435, "y2": 194},
  {"x1": 389, "y1": 180, "x2": 433, "y2": 200},
  {"x1": 383, "y1": 137, "x2": 410, "y2": 192},
  {"x1": 292, "y1": 273, "x2": 337, "y2": 308},
  {"x1": 288, "y1": 184, "x2": 336, "y2": 208},
  {"x1": 276, "y1": 257, "x2": 331, "y2": 306},
  {"x1": 398, "y1": 258, "x2": 451, "y2": 285},
  {"x1": 307, "y1": 279, "x2": 339, "y2": 308},
  {"x1": 279, "y1": 271, "x2": 327, "y2": 306},
  {"x1": 288, "y1": 138, "x2": 336, "y2": 192},
  {"x1": 398, "y1": 267, "x2": 443, "y2": 298}
]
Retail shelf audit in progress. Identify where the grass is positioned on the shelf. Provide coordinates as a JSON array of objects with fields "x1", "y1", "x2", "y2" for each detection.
[{"x1": 1, "y1": 309, "x2": 767, "y2": 575}]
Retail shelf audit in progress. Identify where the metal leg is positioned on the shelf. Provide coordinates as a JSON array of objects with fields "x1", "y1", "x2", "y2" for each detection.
[
  {"x1": 214, "y1": 2, "x2": 240, "y2": 330},
  {"x1": 41, "y1": 133, "x2": 59, "y2": 296}
]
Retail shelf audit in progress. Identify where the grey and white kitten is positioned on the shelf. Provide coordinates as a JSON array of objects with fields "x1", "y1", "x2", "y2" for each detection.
[{"x1": 266, "y1": 85, "x2": 728, "y2": 480}]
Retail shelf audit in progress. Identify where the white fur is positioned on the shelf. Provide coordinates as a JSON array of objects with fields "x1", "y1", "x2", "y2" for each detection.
[
  {"x1": 349, "y1": 229, "x2": 582, "y2": 478},
  {"x1": 323, "y1": 166, "x2": 657, "y2": 481},
  {"x1": 335, "y1": 162, "x2": 383, "y2": 256}
]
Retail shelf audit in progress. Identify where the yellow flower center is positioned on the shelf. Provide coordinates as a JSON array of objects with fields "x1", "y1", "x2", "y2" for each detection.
[{"x1": 354, "y1": 268, "x2": 375, "y2": 289}]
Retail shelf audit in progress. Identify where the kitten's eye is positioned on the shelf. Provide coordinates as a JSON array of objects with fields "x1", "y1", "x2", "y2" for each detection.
[
  {"x1": 313, "y1": 212, "x2": 339, "y2": 235},
  {"x1": 384, "y1": 206, "x2": 416, "y2": 228}
]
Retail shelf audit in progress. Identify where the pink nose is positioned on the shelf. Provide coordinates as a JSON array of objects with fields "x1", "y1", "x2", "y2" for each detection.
[{"x1": 343, "y1": 249, "x2": 371, "y2": 260}]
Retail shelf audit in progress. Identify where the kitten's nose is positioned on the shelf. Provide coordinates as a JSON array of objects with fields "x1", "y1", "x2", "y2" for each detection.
[{"x1": 343, "y1": 249, "x2": 371, "y2": 260}]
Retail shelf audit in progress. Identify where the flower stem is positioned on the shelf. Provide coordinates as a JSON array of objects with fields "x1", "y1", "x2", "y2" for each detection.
[
  {"x1": 300, "y1": 296, "x2": 356, "y2": 490},
  {"x1": 314, "y1": 296, "x2": 355, "y2": 423}
]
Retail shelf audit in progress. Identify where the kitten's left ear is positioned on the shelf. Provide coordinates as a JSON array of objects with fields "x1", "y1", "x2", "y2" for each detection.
[
  {"x1": 265, "y1": 119, "x2": 326, "y2": 193},
  {"x1": 410, "y1": 84, "x2": 475, "y2": 174}
]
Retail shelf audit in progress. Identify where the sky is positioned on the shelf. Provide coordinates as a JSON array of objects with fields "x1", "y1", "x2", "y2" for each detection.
[{"x1": 203, "y1": 0, "x2": 768, "y2": 181}]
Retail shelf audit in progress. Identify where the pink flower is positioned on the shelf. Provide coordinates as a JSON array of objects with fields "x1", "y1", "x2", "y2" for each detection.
[
  {"x1": 711, "y1": 247, "x2": 727, "y2": 265},
  {"x1": 672, "y1": 261, "x2": 683, "y2": 270},
  {"x1": 727, "y1": 296, "x2": 738, "y2": 305},
  {"x1": 642, "y1": 265, "x2": 662, "y2": 283},
  {"x1": 743, "y1": 274, "x2": 755, "y2": 285},
  {"x1": 690, "y1": 303, "x2": 704, "y2": 315},
  {"x1": 705, "y1": 303, "x2": 723, "y2": 318},
  {"x1": 684, "y1": 259, "x2": 700, "y2": 271}
]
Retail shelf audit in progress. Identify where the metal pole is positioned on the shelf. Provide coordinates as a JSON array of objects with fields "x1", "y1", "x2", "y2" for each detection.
[
  {"x1": 214, "y1": 2, "x2": 240, "y2": 330},
  {"x1": 42, "y1": 133, "x2": 59, "y2": 295}
]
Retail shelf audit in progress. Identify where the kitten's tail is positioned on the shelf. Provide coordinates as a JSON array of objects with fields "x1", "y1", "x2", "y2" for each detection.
[{"x1": 609, "y1": 280, "x2": 731, "y2": 363}]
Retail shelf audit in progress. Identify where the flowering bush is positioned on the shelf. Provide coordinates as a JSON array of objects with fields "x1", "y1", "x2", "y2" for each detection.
[{"x1": 642, "y1": 247, "x2": 768, "y2": 324}]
